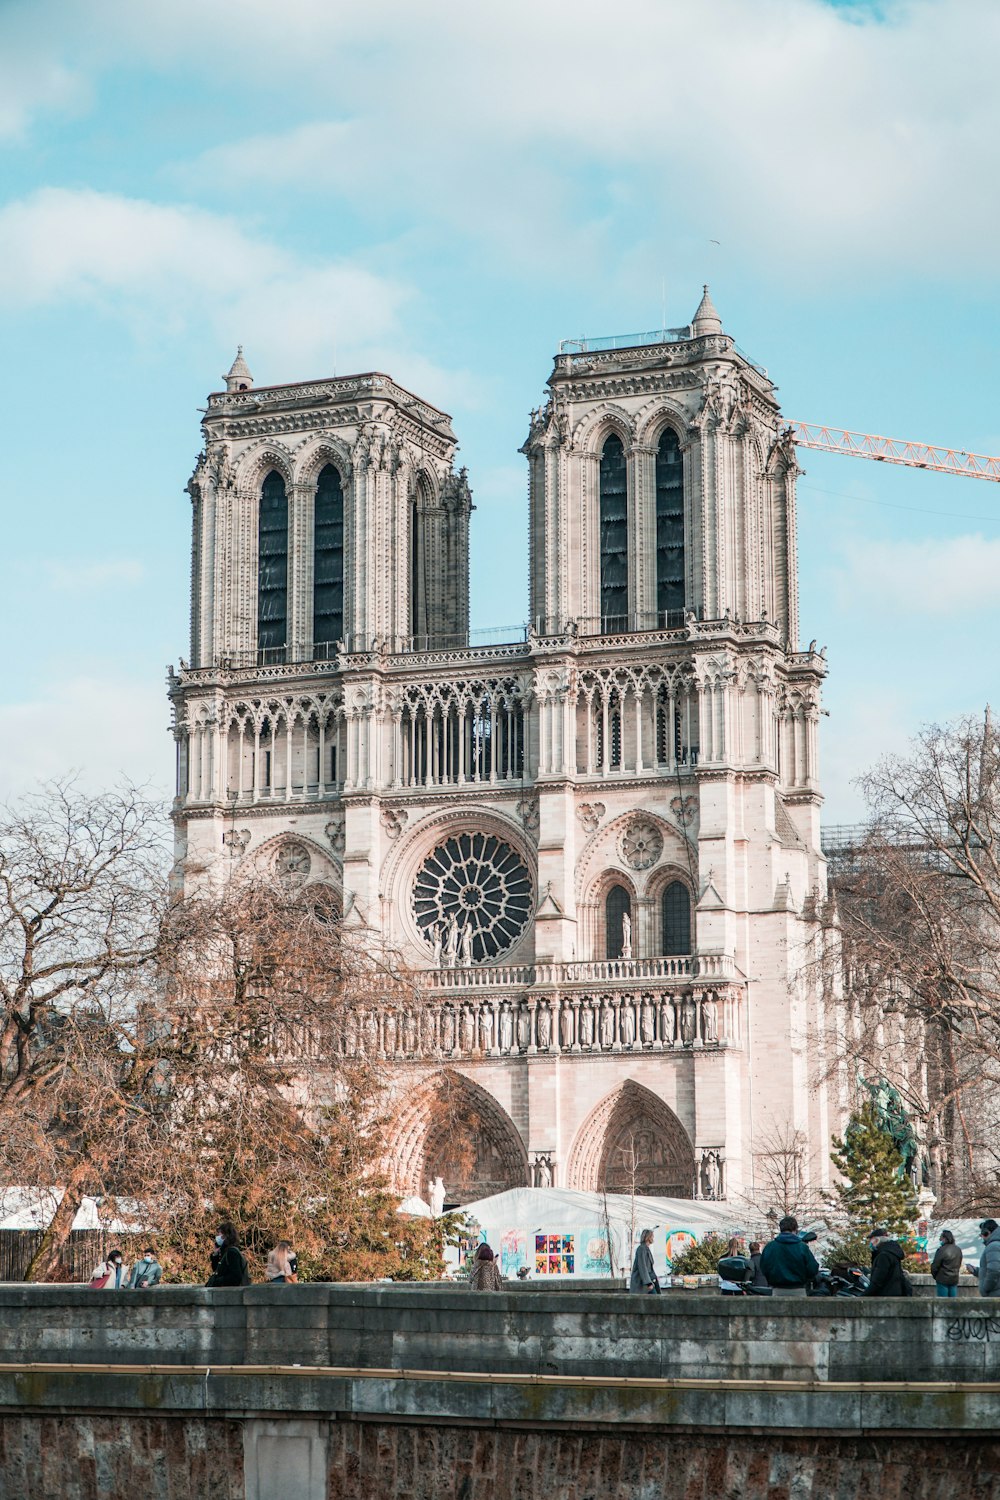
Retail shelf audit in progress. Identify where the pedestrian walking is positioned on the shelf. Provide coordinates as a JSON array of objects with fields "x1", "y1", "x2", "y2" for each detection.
[
  {"x1": 930, "y1": 1230, "x2": 962, "y2": 1298},
  {"x1": 127, "y1": 1247, "x2": 163, "y2": 1289},
  {"x1": 866, "y1": 1228, "x2": 912, "y2": 1297},
  {"x1": 206, "y1": 1222, "x2": 249, "y2": 1287},
  {"x1": 467, "y1": 1243, "x2": 504, "y2": 1291},
  {"x1": 978, "y1": 1219, "x2": 1000, "y2": 1296},
  {"x1": 89, "y1": 1248, "x2": 127, "y2": 1290},
  {"x1": 629, "y1": 1229, "x2": 660, "y2": 1294},
  {"x1": 265, "y1": 1240, "x2": 298, "y2": 1283},
  {"x1": 760, "y1": 1216, "x2": 818, "y2": 1297}
]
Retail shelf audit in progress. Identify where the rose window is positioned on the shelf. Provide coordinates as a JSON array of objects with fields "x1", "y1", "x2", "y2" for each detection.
[
  {"x1": 619, "y1": 818, "x2": 664, "y2": 870},
  {"x1": 412, "y1": 833, "x2": 532, "y2": 962},
  {"x1": 275, "y1": 840, "x2": 311, "y2": 888}
]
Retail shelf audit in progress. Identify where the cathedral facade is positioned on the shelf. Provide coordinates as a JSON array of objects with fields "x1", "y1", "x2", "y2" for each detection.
[{"x1": 169, "y1": 290, "x2": 840, "y2": 1208}]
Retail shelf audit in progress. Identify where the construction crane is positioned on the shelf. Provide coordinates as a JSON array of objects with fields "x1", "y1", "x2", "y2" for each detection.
[{"x1": 788, "y1": 422, "x2": 1000, "y2": 483}]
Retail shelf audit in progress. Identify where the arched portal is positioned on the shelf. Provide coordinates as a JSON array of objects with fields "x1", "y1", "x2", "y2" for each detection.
[
  {"x1": 566, "y1": 1080, "x2": 695, "y2": 1197},
  {"x1": 388, "y1": 1069, "x2": 529, "y2": 1204}
]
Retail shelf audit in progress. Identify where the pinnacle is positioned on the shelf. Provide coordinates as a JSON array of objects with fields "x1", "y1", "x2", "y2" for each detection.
[
  {"x1": 691, "y1": 284, "x2": 723, "y2": 336},
  {"x1": 224, "y1": 346, "x2": 254, "y2": 391}
]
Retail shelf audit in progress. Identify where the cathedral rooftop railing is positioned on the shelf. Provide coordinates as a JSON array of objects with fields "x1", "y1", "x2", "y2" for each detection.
[
  {"x1": 420, "y1": 954, "x2": 736, "y2": 990},
  {"x1": 555, "y1": 328, "x2": 767, "y2": 375}
]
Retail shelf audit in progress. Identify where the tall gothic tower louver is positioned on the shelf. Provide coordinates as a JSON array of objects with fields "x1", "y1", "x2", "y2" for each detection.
[{"x1": 169, "y1": 292, "x2": 838, "y2": 1209}]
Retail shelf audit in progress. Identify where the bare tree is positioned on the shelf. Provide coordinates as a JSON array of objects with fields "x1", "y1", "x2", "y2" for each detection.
[
  {"x1": 0, "y1": 780, "x2": 168, "y2": 1277},
  {"x1": 825, "y1": 709, "x2": 1000, "y2": 1211}
]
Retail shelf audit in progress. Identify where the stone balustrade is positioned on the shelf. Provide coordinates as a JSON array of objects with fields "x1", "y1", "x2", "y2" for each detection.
[{"x1": 287, "y1": 984, "x2": 743, "y2": 1063}]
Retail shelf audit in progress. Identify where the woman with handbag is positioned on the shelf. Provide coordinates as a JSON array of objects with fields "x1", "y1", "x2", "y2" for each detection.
[
  {"x1": 89, "y1": 1248, "x2": 127, "y2": 1290},
  {"x1": 265, "y1": 1240, "x2": 298, "y2": 1283}
]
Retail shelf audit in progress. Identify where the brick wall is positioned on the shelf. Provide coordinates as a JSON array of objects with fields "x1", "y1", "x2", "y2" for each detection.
[{"x1": 326, "y1": 1427, "x2": 1000, "y2": 1500}]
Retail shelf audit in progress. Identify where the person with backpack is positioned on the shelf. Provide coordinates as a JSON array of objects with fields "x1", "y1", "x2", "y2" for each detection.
[
  {"x1": 206, "y1": 1222, "x2": 249, "y2": 1286},
  {"x1": 866, "y1": 1227, "x2": 912, "y2": 1297},
  {"x1": 127, "y1": 1247, "x2": 163, "y2": 1290}
]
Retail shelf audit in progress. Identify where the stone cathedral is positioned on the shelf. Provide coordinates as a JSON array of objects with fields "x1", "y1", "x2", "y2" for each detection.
[{"x1": 169, "y1": 289, "x2": 841, "y2": 1209}]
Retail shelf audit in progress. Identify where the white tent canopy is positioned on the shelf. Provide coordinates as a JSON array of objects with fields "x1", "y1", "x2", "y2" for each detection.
[
  {"x1": 446, "y1": 1188, "x2": 755, "y2": 1280},
  {"x1": 0, "y1": 1189, "x2": 147, "y2": 1235}
]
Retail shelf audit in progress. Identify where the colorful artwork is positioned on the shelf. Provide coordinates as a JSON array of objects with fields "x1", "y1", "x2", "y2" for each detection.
[
  {"x1": 664, "y1": 1229, "x2": 697, "y2": 1267},
  {"x1": 535, "y1": 1232, "x2": 575, "y2": 1274},
  {"x1": 500, "y1": 1228, "x2": 528, "y2": 1278},
  {"x1": 581, "y1": 1231, "x2": 611, "y2": 1274}
]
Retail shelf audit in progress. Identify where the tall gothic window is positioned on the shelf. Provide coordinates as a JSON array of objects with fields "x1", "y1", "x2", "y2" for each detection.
[
  {"x1": 313, "y1": 464, "x2": 344, "y2": 653},
  {"x1": 606, "y1": 884, "x2": 632, "y2": 960},
  {"x1": 662, "y1": 880, "x2": 692, "y2": 956},
  {"x1": 258, "y1": 470, "x2": 288, "y2": 656},
  {"x1": 655, "y1": 428, "x2": 684, "y2": 618},
  {"x1": 599, "y1": 434, "x2": 628, "y2": 630}
]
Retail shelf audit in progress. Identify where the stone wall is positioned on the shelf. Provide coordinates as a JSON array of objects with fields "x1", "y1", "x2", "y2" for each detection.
[{"x1": 3, "y1": 1287, "x2": 1000, "y2": 1498}]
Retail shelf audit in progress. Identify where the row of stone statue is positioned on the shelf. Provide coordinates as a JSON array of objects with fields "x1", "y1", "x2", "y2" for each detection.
[{"x1": 336, "y1": 989, "x2": 732, "y2": 1058}]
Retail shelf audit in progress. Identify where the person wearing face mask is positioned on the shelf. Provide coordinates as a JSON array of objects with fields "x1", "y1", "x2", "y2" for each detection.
[
  {"x1": 89, "y1": 1248, "x2": 127, "y2": 1290},
  {"x1": 206, "y1": 1222, "x2": 250, "y2": 1287}
]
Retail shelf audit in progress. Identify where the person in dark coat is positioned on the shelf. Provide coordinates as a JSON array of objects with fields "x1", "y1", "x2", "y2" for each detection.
[
  {"x1": 748, "y1": 1241, "x2": 769, "y2": 1289},
  {"x1": 978, "y1": 1220, "x2": 1000, "y2": 1296},
  {"x1": 629, "y1": 1229, "x2": 659, "y2": 1294},
  {"x1": 867, "y1": 1228, "x2": 909, "y2": 1296},
  {"x1": 206, "y1": 1222, "x2": 248, "y2": 1287},
  {"x1": 930, "y1": 1230, "x2": 963, "y2": 1298},
  {"x1": 760, "y1": 1216, "x2": 819, "y2": 1296}
]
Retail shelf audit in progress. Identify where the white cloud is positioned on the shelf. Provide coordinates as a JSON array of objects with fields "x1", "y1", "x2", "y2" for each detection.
[
  {"x1": 162, "y1": 0, "x2": 1000, "y2": 279},
  {"x1": 0, "y1": 4, "x2": 85, "y2": 141},
  {"x1": 0, "y1": 187, "x2": 423, "y2": 378},
  {"x1": 0, "y1": 676, "x2": 173, "y2": 802},
  {"x1": 832, "y1": 533, "x2": 1000, "y2": 616}
]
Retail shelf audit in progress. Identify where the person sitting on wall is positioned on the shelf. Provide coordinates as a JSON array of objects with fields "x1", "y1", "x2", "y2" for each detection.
[
  {"x1": 629, "y1": 1229, "x2": 660, "y2": 1294},
  {"x1": 467, "y1": 1242, "x2": 504, "y2": 1291},
  {"x1": 759, "y1": 1216, "x2": 819, "y2": 1297},
  {"x1": 866, "y1": 1228, "x2": 911, "y2": 1297},
  {"x1": 127, "y1": 1247, "x2": 163, "y2": 1289}
]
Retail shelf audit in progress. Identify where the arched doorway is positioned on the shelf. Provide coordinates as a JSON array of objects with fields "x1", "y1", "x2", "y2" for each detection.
[
  {"x1": 566, "y1": 1080, "x2": 695, "y2": 1197},
  {"x1": 389, "y1": 1068, "x2": 529, "y2": 1205}
]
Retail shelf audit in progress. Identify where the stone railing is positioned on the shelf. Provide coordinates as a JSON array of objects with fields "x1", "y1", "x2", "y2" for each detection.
[
  {"x1": 424, "y1": 954, "x2": 735, "y2": 989},
  {"x1": 301, "y1": 984, "x2": 743, "y2": 1063}
]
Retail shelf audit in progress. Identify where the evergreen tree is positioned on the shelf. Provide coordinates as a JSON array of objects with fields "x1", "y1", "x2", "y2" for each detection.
[{"x1": 830, "y1": 1100, "x2": 918, "y2": 1238}]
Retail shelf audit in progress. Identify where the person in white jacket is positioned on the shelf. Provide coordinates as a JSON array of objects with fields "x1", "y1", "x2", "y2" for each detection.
[{"x1": 89, "y1": 1248, "x2": 127, "y2": 1289}]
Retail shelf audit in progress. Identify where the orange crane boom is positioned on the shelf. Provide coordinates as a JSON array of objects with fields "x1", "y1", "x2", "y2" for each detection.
[{"x1": 789, "y1": 421, "x2": 1000, "y2": 482}]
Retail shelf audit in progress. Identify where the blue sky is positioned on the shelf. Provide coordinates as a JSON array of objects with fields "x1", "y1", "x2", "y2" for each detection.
[{"x1": 2, "y1": 0, "x2": 998, "y2": 819}]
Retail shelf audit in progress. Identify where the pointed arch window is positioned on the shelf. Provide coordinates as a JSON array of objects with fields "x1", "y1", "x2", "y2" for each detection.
[
  {"x1": 661, "y1": 880, "x2": 692, "y2": 956},
  {"x1": 258, "y1": 470, "x2": 288, "y2": 658},
  {"x1": 606, "y1": 884, "x2": 632, "y2": 960},
  {"x1": 655, "y1": 428, "x2": 684, "y2": 619},
  {"x1": 313, "y1": 464, "x2": 344, "y2": 655},
  {"x1": 599, "y1": 434, "x2": 628, "y2": 630}
]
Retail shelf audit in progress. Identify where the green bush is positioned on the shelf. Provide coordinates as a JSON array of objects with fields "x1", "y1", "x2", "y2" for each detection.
[{"x1": 668, "y1": 1233, "x2": 734, "y2": 1275}]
